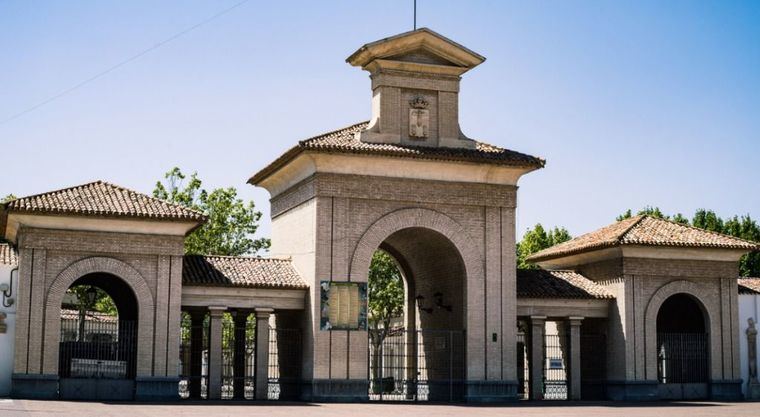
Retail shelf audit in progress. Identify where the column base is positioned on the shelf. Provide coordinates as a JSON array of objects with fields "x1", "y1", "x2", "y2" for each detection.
[
  {"x1": 710, "y1": 379, "x2": 743, "y2": 401},
  {"x1": 605, "y1": 380, "x2": 658, "y2": 401},
  {"x1": 11, "y1": 374, "x2": 59, "y2": 399},
  {"x1": 302, "y1": 379, "x2": 369, "y2": 402},
  {"x1": 135, "y1": 376, "x2": 181, "y2": 401},
  {"x1": 465, "y1": 380, "x2": 519, "y2": 403},
  {"x1": 747, "y1": 381, "x2": 760, "y2": 401}
]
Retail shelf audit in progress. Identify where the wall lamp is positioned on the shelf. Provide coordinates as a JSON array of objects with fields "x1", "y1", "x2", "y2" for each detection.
[
  {"x1": 1, "y1": 266, "x2": 17, "y2": 308},
  {"x1": 415, "y1": 295, "x2": 433, "y2": 314},
  {"x1": 433, "y1": 292, "x2": 452, "y2": 312}
]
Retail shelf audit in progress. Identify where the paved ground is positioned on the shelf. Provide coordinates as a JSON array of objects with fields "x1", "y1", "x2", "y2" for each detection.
[{"x1": 2, "y1": 399, "x2": 760, "y2": 417}]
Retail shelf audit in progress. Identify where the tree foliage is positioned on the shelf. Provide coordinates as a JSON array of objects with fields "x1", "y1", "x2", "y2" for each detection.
[
  {"x1": 367, "y1": 249, "x2": 404, "y2": 386},
  {"x1": 517, "y1": 224, "x2": 572, "y2": 269},
  {"x1": 367, "y1": 250, "x2": 404, "y2": 331},
  {"x1": 153, "y1": 167, "x2": 269, "y2": 256},
  {"x1": 1, "y1": 194, "x2": 17, "y2": 204},
  {"x1": 65, "y1": 285, "x2": 117, "y2": 316},
  {"x1": 619, "y1": 207, "x2": 760, "y2": 277}
]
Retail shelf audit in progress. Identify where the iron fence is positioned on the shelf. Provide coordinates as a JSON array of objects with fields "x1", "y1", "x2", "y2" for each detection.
[
  {"x1": 543, "y1": 333, "x2": 568, "y2": 400},
  {"x1": 178, "y1": 318, "x2": 208, "y2": 399},
  {"x1": 657, "y1": 332, "x2": 709, "y2": 384},
  {"x1": 59, "y1": 318, "x2": 136, "y2": 379},
  {"x1": 368, "y1": 328, "x2": 465, "y2": 402},
  {"x1": 268, "y1": 328, "x2": 302, "y2": 400}
]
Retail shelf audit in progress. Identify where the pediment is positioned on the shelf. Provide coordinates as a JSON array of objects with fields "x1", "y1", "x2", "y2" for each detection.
[{"x1": 347, "y1": 27, "x2": 485, "y2": 70}]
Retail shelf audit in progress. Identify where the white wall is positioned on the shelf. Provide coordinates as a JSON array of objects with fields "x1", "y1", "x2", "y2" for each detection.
[
  {"x1": 738, "y1": 294, "x2": 760, "y2": 397},
  {"x1": 0, "y1": 263, "x2": 17, "y2": 397}
]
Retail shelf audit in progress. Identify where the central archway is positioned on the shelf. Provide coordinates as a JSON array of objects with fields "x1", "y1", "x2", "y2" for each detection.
[
  {"x1": 655, "y1": 293, "x2": 710, "y2": 399},
  {"x1": 353, "y1": 209, "x2": 480, "y2": 402}
]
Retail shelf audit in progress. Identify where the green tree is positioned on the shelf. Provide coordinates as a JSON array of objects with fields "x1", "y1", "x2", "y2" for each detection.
[
  {"x1": 1, "y1": 194, "x2": 16, "y2": 204},
  {"x1": 517, "y1": 224, "x2": 572, "y2": 269},
  {"x1": 692, "y1": 209, "x2": 725, "y2": 233},
  {"x1": 367, "y1": 250, "x2": 404, "y2": 390},
  {"x1": 617, "y1": 206, "x2": 669, "y2": 221},
  {"x1": 153, "y1": 167, "x2": 269, "y2": 256}
]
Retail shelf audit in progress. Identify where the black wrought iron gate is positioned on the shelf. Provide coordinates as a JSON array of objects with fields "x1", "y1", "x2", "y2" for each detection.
[
  {"x1": 59, "y1": 319, "x2": 137, "y2": 400},
  {"x1": 369, "y1": 328, "x2": 464, "y2": 402},
  {"x1": 657, "y1": 332, "x2": 709, "y2": 399}
]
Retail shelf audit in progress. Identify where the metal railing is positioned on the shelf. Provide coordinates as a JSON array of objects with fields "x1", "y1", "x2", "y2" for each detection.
[
  {"x1": 59, "y1": 318, "x2": 136, "y2": 379},
  {"x1": 368, "y1": 328, "x2": 465, "y2": 402},
  {"x1": 543, "y1": 333, "x2": 569, "y2": 400},
  {"x1": 268, "y1": 328, "x2": 302, "y2": 400},
  {"x1": 657, "y1": 332, "x2": 709, "y2": 384}
]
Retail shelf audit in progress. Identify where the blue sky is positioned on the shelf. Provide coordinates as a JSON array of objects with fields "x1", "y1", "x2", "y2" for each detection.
[{"x1": 1, "y1": 1, "x2": 758, "y2": 243}]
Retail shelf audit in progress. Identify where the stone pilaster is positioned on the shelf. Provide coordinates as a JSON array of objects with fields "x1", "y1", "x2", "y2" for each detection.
[
  {"x1": 255, "y1": 308, "x2": 273, "y2": 400},
  {"x1": 568, "y1": 317, "x2": 584, "y2": 400},
  {"x1": 530, "y1": 316, "x2": 546, "y2": 400},
  {"x1": 207, "y1": 306, "x2": 226, "y2": 400}
]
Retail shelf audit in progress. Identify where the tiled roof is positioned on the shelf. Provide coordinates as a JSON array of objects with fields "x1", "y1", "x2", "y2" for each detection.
[
  {"x1": 528, "y1": 215, "x2": 760, "y2": 263},
  {"x1": 517, "y1": 269, "x2": 613, "y2": 299},
  {"x1": 739, "y1": 278, "x2": 760, "y2": 295},
  {"x1": 249, "y1": 121, "x2": 545, "y2": 184},
  {"x1": 5, "y1": 180, "x2": 205, "y2": 222},
  {"x1": 182, "y1": 255, "x2": 307, "y2": 290},
  {"x1": 0, "y1": 243, "x2": 17, "y2": 266}
]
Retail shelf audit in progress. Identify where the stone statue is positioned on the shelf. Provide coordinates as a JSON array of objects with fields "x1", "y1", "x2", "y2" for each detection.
[{"x1": 748, "y1": 318, "x2": 758, "y2": 383}]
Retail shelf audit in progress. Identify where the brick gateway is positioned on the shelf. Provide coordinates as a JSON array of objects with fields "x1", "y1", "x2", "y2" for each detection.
[{"x1": 1, "y1": 28, "x2": 757, "y2": 402}]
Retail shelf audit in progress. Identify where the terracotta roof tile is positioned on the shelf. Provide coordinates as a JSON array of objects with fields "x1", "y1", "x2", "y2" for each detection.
[
  {"x1": 5, "y1": 181, "x2": 205, "y2": 222},
  {"x1": 517, "y1": 269, "x2": 613, "y2": 299},
  {"x1": 249, "y1": 121, "x2": 545, "y2": 184},
  {"x1": 182, "y1": 255, "x2": 307, "y2": 290},
  {"x1": 528, "y1": 215, "x2": 759, "y2": 263},
  {"x1": 739, "y1": 278, "x2": 760, "y2": 295},
  {"x1": 0, "y1": 243, "x2": 17, "y2": 266}
]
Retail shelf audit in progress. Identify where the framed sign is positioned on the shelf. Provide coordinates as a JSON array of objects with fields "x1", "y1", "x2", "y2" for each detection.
[{"x1": 320, "y1": 281, "x2": 367, "y2": 330}]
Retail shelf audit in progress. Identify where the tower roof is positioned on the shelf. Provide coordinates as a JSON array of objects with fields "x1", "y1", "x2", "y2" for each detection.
[
  {"x1": 3, "y1": 180, "x2": 206, "y2": 222},
  {"x1": 346, "y1": 27, "x2": 485, "y2": 72},
  {"x1": 248, "y1": 121, "x2": 544, "y2": 185},
  {"x1": 527, "y1": 215, "x2": 760, "y2": 263}
]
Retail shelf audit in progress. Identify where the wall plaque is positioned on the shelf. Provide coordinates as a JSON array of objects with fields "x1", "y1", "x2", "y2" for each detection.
[{"x1": 320, "y1": 281, "x2": 367, "y2": 330}]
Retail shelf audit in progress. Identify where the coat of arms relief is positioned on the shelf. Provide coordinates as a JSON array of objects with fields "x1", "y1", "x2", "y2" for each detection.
[{"x1": 409, "y1": 95, "x2": 430, "y2": 139}]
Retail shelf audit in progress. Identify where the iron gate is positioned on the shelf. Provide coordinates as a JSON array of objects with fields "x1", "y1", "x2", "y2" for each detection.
[
  {"x1": 268, "y1": 328, "x2": 302, "y2": 400},
  {"x1": 657, "y1": 332, "x2": 709, "y2": 399},
  {"x1": 543, "y1": 333, "x2": 569, "y2": 400},
  {"x1": 59, "y1": 318, "x2": 137, "y2": 400},
  {"x1": 369, "y1": 328, "x2": 464, "y2": 402}
]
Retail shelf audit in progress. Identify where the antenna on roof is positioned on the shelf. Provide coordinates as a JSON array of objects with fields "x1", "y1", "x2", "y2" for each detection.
[{"x1": 414, "y1": 0, "x2": 417, "y2": 30}]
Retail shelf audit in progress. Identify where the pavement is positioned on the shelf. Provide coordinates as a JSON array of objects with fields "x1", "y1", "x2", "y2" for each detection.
[{"x1": 2, "y1": 399, "x2": 760, "y2": 417}]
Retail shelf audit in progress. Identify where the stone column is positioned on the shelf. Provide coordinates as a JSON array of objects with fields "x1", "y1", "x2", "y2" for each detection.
[
  {"x1": 188, "y1": 310, "x2": 206, "y2": 399},
  {"x1": 530, "y1": 316, "x2": 546, "y2": 400},
  {"x1": 233, "y1": 310, "x2": 250, "y2": 399},
  {"x1": 568, "y1": 317, "x2": 584, "y2": 401},
  {"x1": 207, "y1": 306, "x2": 226, "y2": 400},
  {"x1": 255, "y1": 308, "x2": 273, "y2": 400}
]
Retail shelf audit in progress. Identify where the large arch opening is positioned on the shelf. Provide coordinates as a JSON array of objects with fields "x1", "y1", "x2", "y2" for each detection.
[
  {"x1": 367, "y1": 227, "x2": 466, "y2": 402},
  {"x1": 59, "y1": 273, "x2": 139, "y2": 400},
  {"x1": 656, "y1": 293, "x2": 710, "y2": 399}
]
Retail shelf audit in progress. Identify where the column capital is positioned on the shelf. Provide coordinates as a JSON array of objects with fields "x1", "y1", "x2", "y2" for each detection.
[
  {"x1": 255, "y1": 308, "x2": 274, "y2": 319},
  {"x1": 568, "y1": 316, "x2": 584, "y2": 325},
  {"x1": 530, "y1": 315, "x2": 547, "y2": 324},
  {"x1": 208, "y1": 306, "x2": 227, "y2": 317}
]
